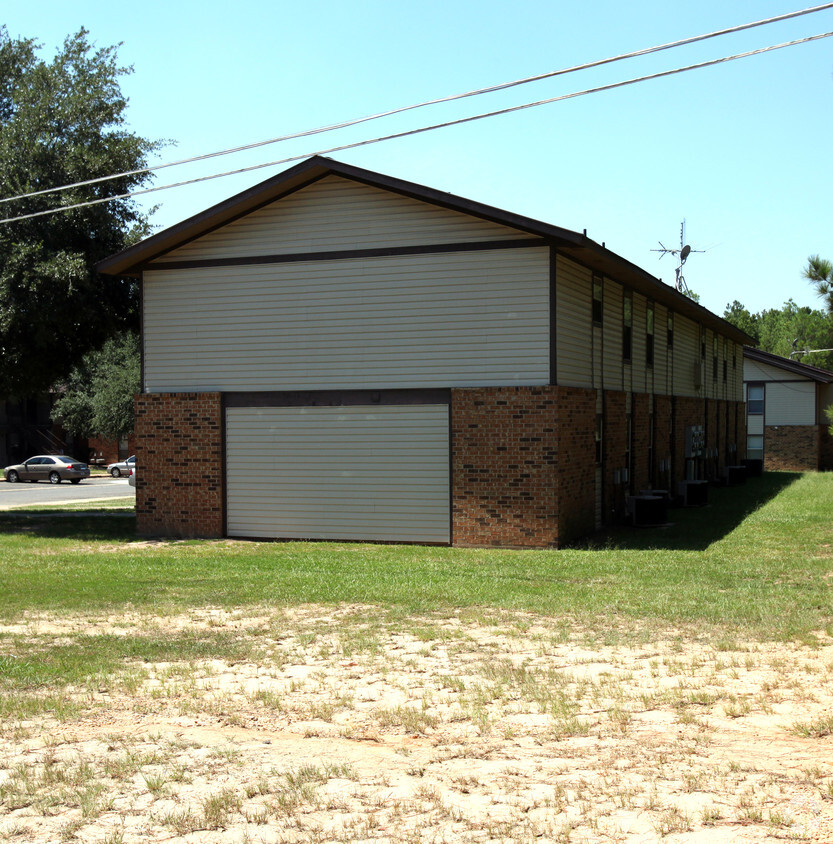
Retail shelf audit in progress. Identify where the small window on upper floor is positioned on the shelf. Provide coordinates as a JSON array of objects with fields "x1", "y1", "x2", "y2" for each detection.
[
  {"x1": 701, "y1": 327, "x2": 707, "y2": 361},
  {"x1": 712, "y1": 334, "x2": 718, "y2": 380},
  {"x1": 747, "y1": 384, "x2": 764, "y2": 414},
  {"x1": 667, "y1": 312, "x2": 674, "y2": 348},
  {"x1": 723, "y1": 338, "x2": 728, "y2": 382},
  {"x1": 623, "y1": 292, "x2": 633, "y2": 363},
  {"x1": 592, "y1": 276, "x2": 603, "y2": 324},
  {"x1": 646, "y1": 302, "x2": 655, "y2": 367}
]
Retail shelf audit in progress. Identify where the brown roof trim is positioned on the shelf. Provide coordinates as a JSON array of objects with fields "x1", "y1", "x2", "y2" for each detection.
[
  {"x1": 743, "y1": 346, "x2": 833, "y2": 383},
  {"x1": 97, "y1": 155, "x2": 754, "y2": 344}
]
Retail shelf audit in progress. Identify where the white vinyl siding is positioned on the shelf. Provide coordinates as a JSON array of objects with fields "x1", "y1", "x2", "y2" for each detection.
[
  {"x1": 654, "y1": 302, "x2": 668, "y2": 395},
  {"x1": 763, "y1": 381, "x2": 816, "y2": 425},
  {"x1": 143, "y1": 247, "x2": 550, "y2": 392},
  {"x1": 555, "y1": 255, "x2": 592, "y2": 387},
  {"x1": 225, "y1": 405, "x2": 450, "y2": 542},
  {"x1": 673, "y1": 315, "x2": 700, "y2": 397},
  {"x1": 602, "y1": 281, "x2": 623, "y2": 390},
  {"x1": 153, "y1": 176, "x2": 538, "y2": 263}
]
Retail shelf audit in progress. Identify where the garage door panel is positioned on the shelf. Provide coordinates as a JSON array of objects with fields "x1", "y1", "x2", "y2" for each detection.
[{"x1": 226, "y1": 404, "x2": 450, "y2": 542}]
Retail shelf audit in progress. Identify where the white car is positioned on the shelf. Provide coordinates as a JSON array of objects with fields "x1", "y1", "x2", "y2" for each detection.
[
  {"x1": 107, "y1": 455, "x2": 135, "y2": 477},
  {"x1": 128, "y1": 466, "x2": 136, "y2": 487}
]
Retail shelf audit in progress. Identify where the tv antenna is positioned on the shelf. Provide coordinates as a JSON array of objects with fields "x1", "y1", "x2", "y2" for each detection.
[{"x1": 652, "y1": 220, "x2": 704, "y2": 294}]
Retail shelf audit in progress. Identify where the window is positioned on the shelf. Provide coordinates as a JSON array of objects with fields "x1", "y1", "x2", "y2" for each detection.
[
  {"x1": 592, "y1": 276, "x2": 603, "y2": 324},
  {"x1": 723, "y1": 338, "x2": 728, "y2": 382},
  {"x1": 712, "y1": 335, "x2": 718, "y2": 380},
  {"x1": 667, "y1": 312, "x2": 674, "y2": 348},
  {"x1": 701, "y1": 327, "x2": 706, "y2": 361},
  {"x1": 595, "y1": 414, "x2": 603, "y2": 464},
  {"x1": 747, "y1": 434, "x2": 763, "y2": 460},
  {"x1": 646, "y1": 302, "x2": 655, "y2": 366},
  {"x1": 747, "y1": 384, "x2": 764, "y2": 414},
  {"x1": 623, "y1": 292, "x2": 633, "y2": 362}
]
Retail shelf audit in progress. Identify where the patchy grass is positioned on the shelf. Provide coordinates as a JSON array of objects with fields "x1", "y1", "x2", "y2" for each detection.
[{"x1": 0, "y1": 473, "x2": 830, "y2": 642}]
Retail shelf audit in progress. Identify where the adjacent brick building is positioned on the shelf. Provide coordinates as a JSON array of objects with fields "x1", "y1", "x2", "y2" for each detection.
[
  {"x1": 743, "y1": 347, "x2": 833, "y2": 472},
  {"x1": 98, "y1": 156, "x2": 752, "y2": 547}
]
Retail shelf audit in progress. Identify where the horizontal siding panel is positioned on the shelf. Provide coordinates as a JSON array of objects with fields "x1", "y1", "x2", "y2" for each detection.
[
  {"x1": 602, "y1": 281, "x2": 623, "y2": 391},
  {"x1": 226, "y1": 405, "x2": 450, "y2": 542},
  {"x1": 673, "y1": 314, "x2": 700, "y2": 397},
  {"x1": 764, "y1": 382, "x2": 816, "y2": 425},
  {"x1": 555, "y1": 256, "x2": 592, "y2": 388},
  {"x1": 154, "y1": 176, "x2": 537, "y2": 262},
  {"x1": 144, "y1": 248, "x2": 550, "y2": 392}
]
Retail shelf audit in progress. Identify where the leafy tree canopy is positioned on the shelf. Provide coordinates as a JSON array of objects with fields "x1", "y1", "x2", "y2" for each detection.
[
  {"x1": 0, "y1": 27, "x2": 160, "y2": 396},
  {"x1": 51, "y1": 331, "x2": 139, "y2": 441},
  {"x1": 723, "y1": 299, "x2": 833, "y2": 370}
]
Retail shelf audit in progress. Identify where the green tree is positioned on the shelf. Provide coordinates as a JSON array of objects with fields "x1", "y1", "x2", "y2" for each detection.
[
  {"x1": 0, "y1": 27, "x2": 159, "y2": 396},
  {"x1": 51, "y1": 332, "x2": 140, "y2": 440},
  {"x1": 723, "y1": 299, "x2": 833, "y2": 370},
  {"x1": 804, "y1": 255, "x2": 833, "y2": 314}
]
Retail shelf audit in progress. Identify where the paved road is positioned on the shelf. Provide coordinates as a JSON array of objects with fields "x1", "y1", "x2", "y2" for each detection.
[{"x1": 0, "y1": 476, "x2": 135, "y2": 509}]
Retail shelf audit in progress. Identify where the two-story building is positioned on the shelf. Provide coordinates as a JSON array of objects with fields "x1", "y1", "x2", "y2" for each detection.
[{"x1": 98, "y1": 156, "x2": 752, "y2": 547}]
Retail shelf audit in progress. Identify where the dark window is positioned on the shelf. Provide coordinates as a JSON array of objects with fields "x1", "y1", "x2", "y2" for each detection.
[
  {"x1": 701, "y1": 328, "x2": 706, "y2": 361},
  {"x1": 723, "y1": 338, "x2": 728, "y2": 382},
  {"x1": 747, "y1": 384, "x2": 764, "y2": 414},
  {"x1": 646, "y1": 302, "x2": 655, "y2": 367},
  {"x1": 592, "y1": 276, "x2": 603, "y2": 324},
  {"x1": 712, "y1": 335, "x2": 718, "y2": 380},
  {"x1": 667, "y1": 312, "x2": 674, "y2": 348},
  {"x1": 623, "y1": 293, "x2": 633, "y2": 362}
]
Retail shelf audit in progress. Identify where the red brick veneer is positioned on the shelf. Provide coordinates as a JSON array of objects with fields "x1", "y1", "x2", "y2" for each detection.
[
  {"x1": 450, "y1": 386, "x2": 595, "y2": 548},
  {"x1": 765, "y1": 425, "x2": 822, "y2": 472},
  {"x1": 134, "y1": 393, "x2": 223, "y2": 537}
]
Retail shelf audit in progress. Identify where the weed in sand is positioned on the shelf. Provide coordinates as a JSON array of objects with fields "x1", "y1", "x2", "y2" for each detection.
[{"x1": 792, "y1": 714, "x2": 833, "y2": 738}]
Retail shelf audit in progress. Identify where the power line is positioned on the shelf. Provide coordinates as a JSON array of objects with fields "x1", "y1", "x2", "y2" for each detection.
[
  {"x1": 2, "y1": 2, "x2": 832, "y2": 208},
  {"x1": 2, "y1": 29, "x2": 831, "y2": 226}
]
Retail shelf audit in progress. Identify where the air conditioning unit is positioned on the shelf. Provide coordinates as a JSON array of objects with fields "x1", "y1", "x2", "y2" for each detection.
[
  {"x1": 629, "y1": 495, "x2": 669, "y2": 527},
  {"x1": 677, "y1": 480, "x2": 709, "y2": 507}
]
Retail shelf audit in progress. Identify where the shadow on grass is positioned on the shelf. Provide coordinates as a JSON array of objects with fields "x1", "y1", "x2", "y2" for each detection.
[
  {"x1": 582, "y1": 471, "x2": 802, "y2": 551},
  {"x1": 0, "y1": 472, "x2": 802, "y2": 552},
  {"x1": 0, "y1": 512, "x2": 136, "y2": 542}
]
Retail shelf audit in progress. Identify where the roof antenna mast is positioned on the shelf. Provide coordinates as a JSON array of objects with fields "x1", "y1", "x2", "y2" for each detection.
[{"x1": 652, "y1": 220, "x2": 704, "y2": 294}]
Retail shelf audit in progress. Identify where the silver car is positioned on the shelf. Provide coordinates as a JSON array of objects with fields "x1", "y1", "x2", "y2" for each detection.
[
  {"x1": 107, "y1": 455, "x2": 135, "y2": 477},
  {"x1": 3, "y1": 455, "x2": 91, "y2": 485}
]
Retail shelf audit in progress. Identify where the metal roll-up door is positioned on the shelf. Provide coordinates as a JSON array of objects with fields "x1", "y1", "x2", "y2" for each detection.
[{"x1": 225, "y1": 404, "x2": 450, "y2": 543}]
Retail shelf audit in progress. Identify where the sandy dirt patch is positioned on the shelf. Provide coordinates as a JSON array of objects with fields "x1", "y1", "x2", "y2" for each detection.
[{"x1": 1, "y1": 606, "x2": 832, "y2": 842}]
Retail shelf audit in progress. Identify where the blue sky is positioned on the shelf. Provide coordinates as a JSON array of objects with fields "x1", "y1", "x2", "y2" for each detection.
[{"x1": 5, "y1": 1, "x2": 833, "y2": 317}]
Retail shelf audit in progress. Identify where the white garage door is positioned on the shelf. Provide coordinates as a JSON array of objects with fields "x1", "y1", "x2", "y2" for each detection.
[{"x1": 225, "y1": 404, "x2": 450, "y2": 543}]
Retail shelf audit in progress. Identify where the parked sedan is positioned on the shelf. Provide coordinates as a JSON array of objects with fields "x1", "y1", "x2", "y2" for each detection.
[
  {"x1": 4, "y1": 455, "x2": 91, "y2": 485},
  {"x1": 107, "y1": 455, "x2": 135, "y2": 477},
  {"x1": 128, "y1": 466, "x2": 136, "y2": 487}
]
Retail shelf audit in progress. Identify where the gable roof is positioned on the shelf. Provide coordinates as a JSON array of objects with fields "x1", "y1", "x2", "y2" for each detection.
[
  {"x1": 97, "y1": 155, "x2": 754, "y2": 345},
  {"x1": 743, "y1": 346, "x2": 833, "y2": 383}
]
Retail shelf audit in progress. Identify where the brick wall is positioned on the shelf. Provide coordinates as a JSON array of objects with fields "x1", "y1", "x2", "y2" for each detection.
[
  {"x1": 632, "y1": 393, "x2": 651, "y2": 494},
  {"x1": 450, "y1": 386, "x2": 595, "y2": 548},
  {"x1": 765, "y1": 425, "x2": 821, "y2": 472},
  {"x1": 672, "y1": 396, "x2": 705, "y2": 485},
  {"x1": 554, "y1": 387, "x2": 596, "y2": 544},
  {"x1": 134, "y1": 393, "x2": 223, "y2": 537},
  {"x1": 654, "y1": 395, "x2": 673, "y2": 489},
  {"x1": 451, "y1": 387, "x2": 559, "y2": 547},
  {"x1": 603, "y1": 392, "x2": 628, "y2": 521}
]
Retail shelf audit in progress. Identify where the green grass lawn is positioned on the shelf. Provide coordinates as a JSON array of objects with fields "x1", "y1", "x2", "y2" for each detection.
[{"x1": 0, "y1": 472, "x2": 830, "y2": 641}]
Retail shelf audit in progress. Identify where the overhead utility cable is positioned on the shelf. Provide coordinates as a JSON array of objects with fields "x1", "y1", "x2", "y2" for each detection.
[
  {"x1": 2, "y1": 30, "x2": 831, "y2": 226},
  {"x1": 2, "y1": 2, "x2": 832, "y2": 207}
]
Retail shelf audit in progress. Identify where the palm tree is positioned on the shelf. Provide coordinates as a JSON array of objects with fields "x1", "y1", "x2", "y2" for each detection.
[{"x1": 804, "y1": 255, "x2": 833, "y2": 314}]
